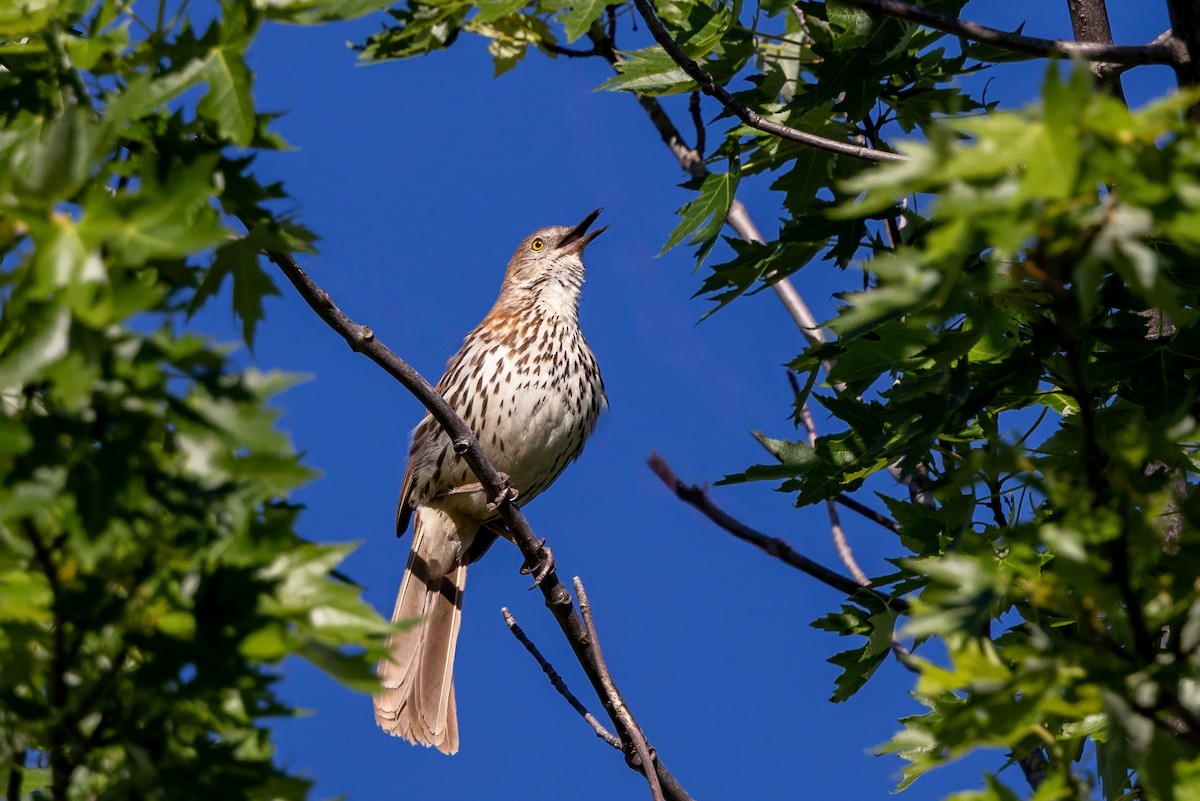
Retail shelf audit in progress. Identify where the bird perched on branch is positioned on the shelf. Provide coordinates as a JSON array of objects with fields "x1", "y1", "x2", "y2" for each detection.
[{"x1": 374, "y1": 209, "x2": 608, "y2": 754}]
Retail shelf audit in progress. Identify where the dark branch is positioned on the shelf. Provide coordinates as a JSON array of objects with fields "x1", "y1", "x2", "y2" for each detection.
[
  {"x1": 501, "y1": 607, "x2": 621, "y2": 750},
  {"x1": 541, "y1": 41, "x2": 602, "y2": 58},
  {"x1": 687, "y1": 91, "x2": 705, "y2": 158},
  {"x1": 1166, "y1": 0, "x2": 1200, "y2": 119},
  {"x1": 833, "y1": 494, "x2": 902, "y2": 535},
  {"x1": 629, "y1": 0, "x2": 905, "y2": 162},
  {"x1": 1095, "y1": 30, "x2": 1174, "y2": 79},
  {"x1": 260, "y1": 243, "x2": 694, "y2": 801},
  {"x1": 575, "y1": 578, "x2": 664, "y2": 801},
  {"x1": 583, "y1": 24, "x2": 836, "y2": 343},
  {"x1": 647, "y1": 453, "x2": 909, "y2": 614},
  {"x1": 1065, "y1": 0, "x2": 1127, "y2": 100},
  {"x1": 835, "y1": 0, "x2": 1184, "y2": 66}
]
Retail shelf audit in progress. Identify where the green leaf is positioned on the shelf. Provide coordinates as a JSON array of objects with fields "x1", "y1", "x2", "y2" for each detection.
[
  {"x1": 556, "y1": 0, "x2": 605, "y2": 42},
  {"x1": 599, "y1": 46, "x2": 693, "y2": 95},
  {"x1": 258, "y1": 0, "x2": 399, "y2": 24},
  {"x1": 0, "y1": 306, "x2": 70, "y2": 395},
  {"x1": 662, "y1": 161, "x2": 740, "y2": 262}
]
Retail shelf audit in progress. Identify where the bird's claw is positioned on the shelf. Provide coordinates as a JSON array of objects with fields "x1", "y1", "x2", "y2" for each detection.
[
  {"x1": 486, "y1": 473, "x2": 519, "y2": 511},
  {"x1": 521, "y1": 540, "x2": 554, "y2": 589}
]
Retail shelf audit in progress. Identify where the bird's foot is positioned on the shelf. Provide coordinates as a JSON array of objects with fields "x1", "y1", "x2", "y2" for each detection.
[
  {"x1": 486, "y1": 473, "x2": 519, "y2": 511},
  {"x1": 521, "y1": 540, "x2": 555, "y2": 589}
]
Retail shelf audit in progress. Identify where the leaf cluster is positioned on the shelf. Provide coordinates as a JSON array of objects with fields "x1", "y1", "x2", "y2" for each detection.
[
  {"x1": 1, "y1": 1, "x2": 392, "y2": 797},
  {"x1": 356, "y1": 1, "x2": 1200, "y2": 798},
  {"x1": 732, "y1": 69, "x2": 1200, "y2": 799}
]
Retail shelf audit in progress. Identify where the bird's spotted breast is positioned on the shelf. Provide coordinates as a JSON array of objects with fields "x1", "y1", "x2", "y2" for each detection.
[{"x1": 401, "y1": 313, "x2": 603, "y2": 523}]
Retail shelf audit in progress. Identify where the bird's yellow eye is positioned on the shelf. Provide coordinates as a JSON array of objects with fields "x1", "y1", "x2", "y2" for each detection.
[{"x1": 531, "y1": 237, "x2": 544, "y2": 252}]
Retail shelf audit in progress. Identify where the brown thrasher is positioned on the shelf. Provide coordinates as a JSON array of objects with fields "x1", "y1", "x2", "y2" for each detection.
[{"x1": 373, "y1": 209, "x2": 608, "y2": 754}]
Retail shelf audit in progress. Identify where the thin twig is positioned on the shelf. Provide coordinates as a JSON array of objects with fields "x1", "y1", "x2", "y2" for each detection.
[
  {"x1": 542, "y1": 41, "x2": 602, "y2": 57},
  {"x1": 260, "y1": 242, "x2": 694, "y2": 801},
  {"x1": 832, "y1": 494, "x2": 902, "y2": 535},
  {"x1": 798, "y1": 404, "x2": 870, "y2": 586},
  {"x1": 647, "y1": 453, "x2": 908, "y2": 614},
  {"x1": 752, "y1": 400, "x2": 902, "y2": 537},
  {"x1": 583, "y1": 28, "x2": 836, "y2": 346},
  {"x1": 501, "y1": 608, "x2": 621, "y2": 749},
  {"x1": 574, "y1": 579, "x2": 664, "y2": 801},
  {"x1": 629, "y1": 0, "x2": 905, "y2": 162},
  {"x1": 835, "y1": 0, "x2": 1184, "y2": 66},
  {"x1": 687, "y1": 91, "x2": 705, "y2": 158}
]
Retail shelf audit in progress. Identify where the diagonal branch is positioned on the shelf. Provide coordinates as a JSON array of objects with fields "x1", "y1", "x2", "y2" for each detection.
[
  {"x1": 583, "y1": 28, "x2": 837, "y2": 344},
  {"x1": 798, "y1": 404, "x2": 869, "y2": 586},
  {"x1": 575, "y1": 578, "x2": 663, "y2": 801},
  {"x1": 501, "y1": 608, "x2": 621, "y2": 750},
  {"x1": 260, "y1": 244, "x2": 694, "y2": 801},
  {"x1": 647, "y1": 453, "x2": 909, "y2": 614},
  {"x1": 628, "y1": 0, "x2": 905, "y2": 162},
  {"x1": 835, "y1": 0, "x2": 1184, "y2": 66}
]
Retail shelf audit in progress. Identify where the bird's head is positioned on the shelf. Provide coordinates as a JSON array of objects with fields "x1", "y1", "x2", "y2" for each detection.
[{"x1": 499, "y1": 209, "x2": 606, "y2": 309}]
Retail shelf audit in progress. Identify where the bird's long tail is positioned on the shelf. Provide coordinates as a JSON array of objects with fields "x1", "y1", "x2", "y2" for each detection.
[{"x1": 374, "y1": 508, "x2": 467, "y2": 755}]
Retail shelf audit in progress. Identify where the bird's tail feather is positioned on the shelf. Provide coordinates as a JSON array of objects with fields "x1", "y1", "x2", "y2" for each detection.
[{"x1": 374, "y1": 508, "x2": 467, "y2": 755}]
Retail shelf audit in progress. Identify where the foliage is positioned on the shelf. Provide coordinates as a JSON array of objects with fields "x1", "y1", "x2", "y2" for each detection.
[
  {"x1": 0, "y1": 1, "x2": 393, "y2": 798},
  {"x1": 359, "y1": 1, "x2": 1200, "y2": 799}
]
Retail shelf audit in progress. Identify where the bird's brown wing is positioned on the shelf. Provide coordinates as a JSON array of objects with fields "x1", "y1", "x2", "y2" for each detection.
[{"x1": 395, "y1": 348, "x2": 471, "y2": 538}]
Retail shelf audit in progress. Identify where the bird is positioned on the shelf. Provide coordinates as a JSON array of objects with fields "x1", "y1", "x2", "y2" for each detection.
[{"x1": 374, "y1": 209, "x2": 608, "y2": 754}]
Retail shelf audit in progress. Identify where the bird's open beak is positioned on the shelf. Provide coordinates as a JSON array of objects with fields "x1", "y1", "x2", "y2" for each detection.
[{"x1": 558, "y1": 208, "x2": 607, "y2": 253}]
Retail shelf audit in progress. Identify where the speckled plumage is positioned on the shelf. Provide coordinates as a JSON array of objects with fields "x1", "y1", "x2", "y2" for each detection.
[{"x1": 374, "y1": 211, "x2": 607, "y2": 754}]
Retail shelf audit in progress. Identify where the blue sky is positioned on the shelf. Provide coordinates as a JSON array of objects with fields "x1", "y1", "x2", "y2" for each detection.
[{"x1": 207, "y1": 2, "x2": 1178, "y2": 799}]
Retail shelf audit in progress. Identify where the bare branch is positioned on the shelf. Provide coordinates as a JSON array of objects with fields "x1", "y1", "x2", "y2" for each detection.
[
  {"x1": 687, "y1": 90, "x2": 705, "y2": 158},
  {"x1": 833, "y1": 495, "x2": 902, "y2": 535},
  {"x1": 541, "y1": 41, "x2": 602, "y2": 58},
  {"x1": 575, "y1": 579, "x2": 664, "y2": 801},
  {"x1": 1096, "y1": 30, "x2": 1173, "y2": 79},
  {"x1": 647, "y1": 453, "x2": 909, "y2": 614},
  {"x1": 1166, "y1": 0, "x2": 1200, "y2": 119},
  {"x1": 629, "y1": 0, "x2": 905, "y2": 162},
  {"x1": 501, "y1": 608, "x2": 621, "y2": 749},
  {"x1": 260, "y1": 244, "x2": 695, "y2": 801},
  {"x1": 836, "y1": 0, "x2": 1184, "y2": 66},
  {"x1": 583, "y1": 29, "x2": 838, "y2": 347},
  {"x1": 1064, "y1": 0, "x2": 1127, "y2": 99},
  {"x1": 798, "y1": 404, "x2": 870, "y2": 586}
]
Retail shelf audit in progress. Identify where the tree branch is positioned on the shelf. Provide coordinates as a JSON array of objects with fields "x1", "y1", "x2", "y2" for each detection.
[
  {"x1": 541, "y1": 41, "x2": 602, "y2": 58},
  {"x1": 575, "y1": 578, "x2": 664, "y2": 801},
  {"x1": 1166, "y1": 0, "x2": 1200, "y2": 119},
  {"x1": 798, "y1": 404, "x2": 869, "y2": 586},
  {"x1": 501, "y1": 608, "x2": 621, "y2": 749},
  {"x1": 647, "y1": 453, "x2": 908, "y2": 614},
  {"x1": 260, "y1": 245, "x2": 694, "y2": 801},
  {"x1": 833, "y1": 494, "x2": 902, "y2": 535},
  {"x1": 628, "y1": 0, "x2": 905, "y2": 162},
  {"x1": 583, "y1": 27, "x2": 838, "y2": 347},
  {"x1": 835, "y1": 0, "x2": 1184, "y2": 66},
  {"x1": 1095, "y1": 30, "x2": 1173, "y2": 79},
  {"x1": 1065, "y1": 0, "x2": 1127, "y2": 100}
]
